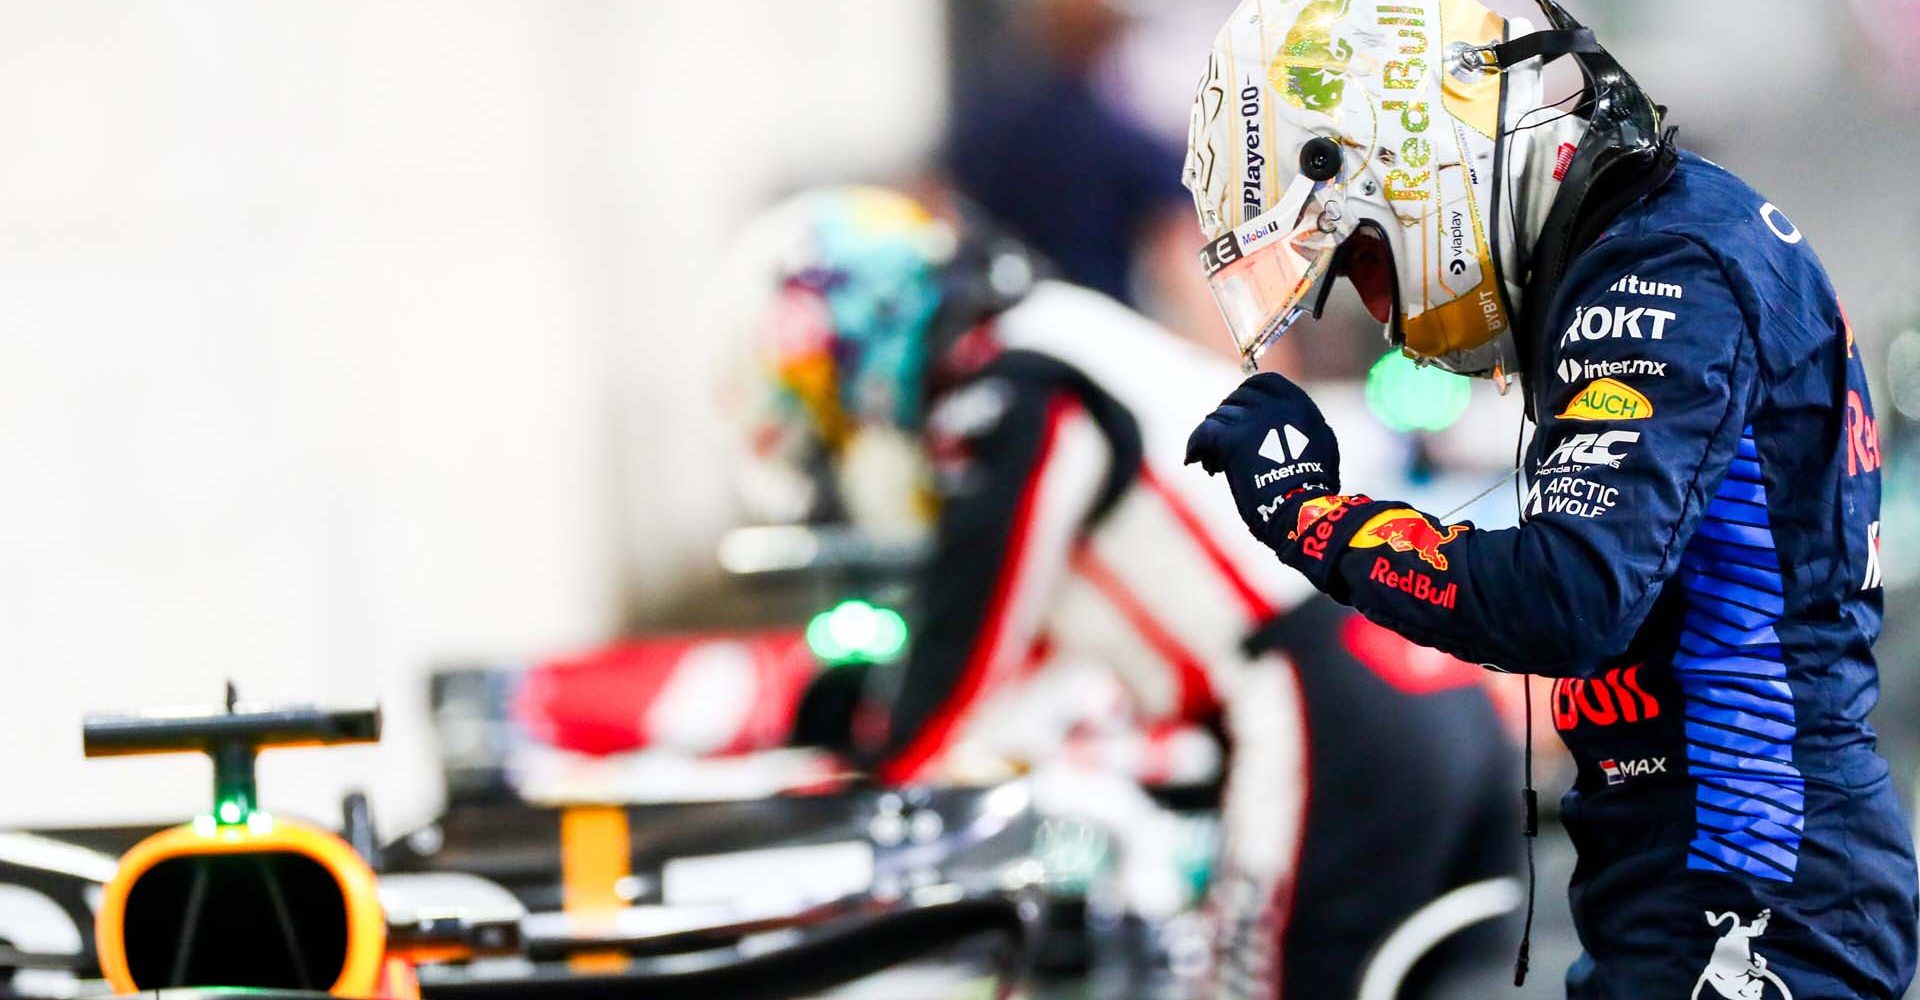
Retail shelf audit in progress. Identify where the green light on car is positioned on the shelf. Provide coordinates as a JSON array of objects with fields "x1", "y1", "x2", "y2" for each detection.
[
  {"x1": 807, "y1": 599, "x2": 909, "y2": 665},
  {"x1": 1365, "y1": 349, "x2": 1472, "y2": 433}
]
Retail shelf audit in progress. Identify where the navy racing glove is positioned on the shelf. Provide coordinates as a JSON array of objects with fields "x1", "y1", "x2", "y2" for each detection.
[{"x1": 1185, "y1": 372, "x2": 1341, "y2": 551}]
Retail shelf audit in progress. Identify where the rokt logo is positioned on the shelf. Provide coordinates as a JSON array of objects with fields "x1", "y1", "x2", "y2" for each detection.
[
  {"x1": 1558, "y1": 357, "x2": 1668, "y2": 383},
  {"x1": 1560, "y1": 378, "x2": 1653, "y2": 422},
  {"x1": 1560, "y1": 305, "x2": 1677, "y2": 346}
]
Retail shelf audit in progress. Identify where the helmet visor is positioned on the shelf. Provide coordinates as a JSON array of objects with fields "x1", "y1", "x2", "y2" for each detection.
[{"x1": 1198, "y1": 174, "x2": 1339, "y2": 371}]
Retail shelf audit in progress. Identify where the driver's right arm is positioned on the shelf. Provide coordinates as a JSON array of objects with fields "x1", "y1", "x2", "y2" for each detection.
[{"x1": 1275, "y1": 233, "x2": 1758, "y2": 677}]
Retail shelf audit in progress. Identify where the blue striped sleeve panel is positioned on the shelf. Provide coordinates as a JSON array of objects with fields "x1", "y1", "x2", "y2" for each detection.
[{"x1": 1676, "y1": 430, "x2": 1802, "y2": 882}]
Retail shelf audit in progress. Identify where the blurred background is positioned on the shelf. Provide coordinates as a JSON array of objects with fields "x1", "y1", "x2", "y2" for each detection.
[{"x1": 1, "y1": 0, "x2": 1917, "y2": 996}]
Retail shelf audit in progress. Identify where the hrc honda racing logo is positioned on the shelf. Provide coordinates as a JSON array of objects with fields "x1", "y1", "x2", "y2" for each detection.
[{"x1": 1540, "y1": 430, "x2": 1640, "y2": 471}]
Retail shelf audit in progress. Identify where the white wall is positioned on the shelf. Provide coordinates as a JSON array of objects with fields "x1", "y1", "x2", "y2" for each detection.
[
  {"x1": 603, "y1": 1, "x2": 946, "y2": 604},
  {"x1": 0, "y1": 1, "x2": 943, "y2": 829}
]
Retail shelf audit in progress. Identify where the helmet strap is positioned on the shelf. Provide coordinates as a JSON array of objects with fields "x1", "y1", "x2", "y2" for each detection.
[{"x1": 1463, "y1": 27, "x2": 1600, "y2": 73}]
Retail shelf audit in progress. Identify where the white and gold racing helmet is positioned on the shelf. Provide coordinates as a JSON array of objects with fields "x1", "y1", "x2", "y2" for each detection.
[{"x1": 1183, "y1": 0, "x2": 1555, "y2": 378}]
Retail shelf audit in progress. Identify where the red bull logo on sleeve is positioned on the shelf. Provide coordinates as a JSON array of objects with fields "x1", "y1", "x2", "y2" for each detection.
[
  {"x1": 1289, "y1": 494, "x2": 1373, "y2": 561},
  {"x1": 1846, "y1": 389, "x2": 1881, "y2": 476},
  {"x1": 1350, "y1": 509, "x2": 1468, "y2": 570},
  {"x1": 1366, "y1": 558, "x2": 1457, "y2": 610},
  {"x1": 1292, "y1": 495, "x2": 1351, "y2": 536},
  {"x1": 1552, "y1": 666, "x2": 1661, "y2": 731}
]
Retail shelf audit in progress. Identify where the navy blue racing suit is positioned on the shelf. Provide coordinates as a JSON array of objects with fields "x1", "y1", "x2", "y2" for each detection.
[{"x1": 1267, "y1": 153, "x2": 1917, "y2": 998}]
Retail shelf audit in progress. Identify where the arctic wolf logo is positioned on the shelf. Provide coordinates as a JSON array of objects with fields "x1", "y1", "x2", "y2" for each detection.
[
  {"x1": 1693, "y1": 909, "x2": 1792, "y2": 1000},
  {"x1": 1276, "y1": 0, "x2": 1354, "y2": 113},
  {"x1": 1351, "y1": 510, "x2": 1467, "y2": 571}
]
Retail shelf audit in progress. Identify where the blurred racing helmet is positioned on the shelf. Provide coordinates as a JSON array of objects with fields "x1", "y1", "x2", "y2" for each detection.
[
  {"x1": 722, "y1": 187, "x2": 1038, "y2": 536},
  {"x1": 1183, "y1": 0, "x2": 1596, "y2": 378}
]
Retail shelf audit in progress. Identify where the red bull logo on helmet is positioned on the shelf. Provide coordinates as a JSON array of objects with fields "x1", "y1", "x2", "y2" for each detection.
[
  {"x1": 1350, "y1": 509, "x2": 1468, "y2": 571},
  {"x1": 1275, "y1": 0, "x2": 1356, "y2": 114}
]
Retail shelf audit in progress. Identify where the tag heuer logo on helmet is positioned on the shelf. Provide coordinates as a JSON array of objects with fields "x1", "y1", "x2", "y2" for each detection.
[
  {"x1": 1560, "y1": 378, "x2": 1654, "y2": 422},
  {"x1": 1559, "y1": 358, "x2": 1669, "y2": 383}
]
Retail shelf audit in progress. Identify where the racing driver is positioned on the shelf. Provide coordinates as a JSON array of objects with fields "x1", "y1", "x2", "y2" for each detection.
[
  {"x1": 724, "y1": 186, "x2": 1519, "y2": 999},
  {"x1": 1179, "y1": 1, "x2": 1918, "y2": 997}
]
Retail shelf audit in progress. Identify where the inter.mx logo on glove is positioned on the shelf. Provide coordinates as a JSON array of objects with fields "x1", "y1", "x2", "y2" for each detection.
[{"x1": 1254, "y1": 425, "x2": 1319, "y2": 489}]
